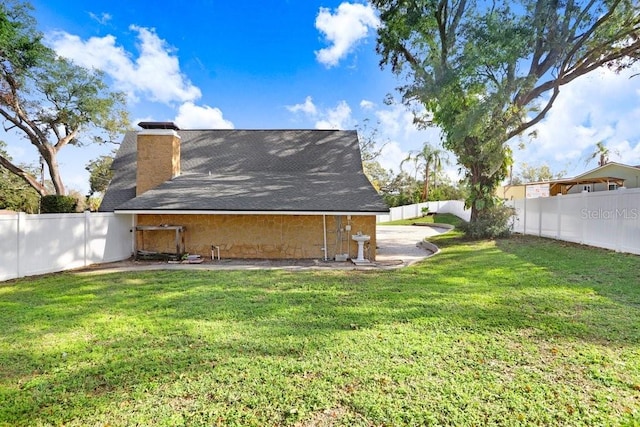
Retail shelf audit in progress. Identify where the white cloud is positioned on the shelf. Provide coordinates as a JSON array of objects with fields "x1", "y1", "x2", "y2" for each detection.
[
  {"x1": 287, "y1": 97, "x2": 355, "y2": 129},
  {"x1": 512, "y1": 66, "x2": 640, "y2": 176},
  {"x1": 375, "y1": 103, "x2": 440, "y2": 144},
  {"x1": 315, "y1": 101, "x2": 355, "y2": 130},
  {"x1": 286, "y1": 96, "x2": 318, "y2": 115},
  {"x1": 48, "y1": 26, "x2": 201, "y2": 105},
  {"x1": 88, "y1": 12, "x2": 111, "y2": 25},
  {"x1": 174, "y1": 102, "x2": 234, "y2": 129},
  {"x1": 315, "y1": 2, "x2": 380, "y2": 68},
  {"x1": 360, "y1": 99, "x2": 375, "y2": 110},
  {"x1": 285, "y1": 96, "x2": 459, "y2": 178},
  {"x1": 378, "y1": 141, "x2": 405, "y2": 173}
]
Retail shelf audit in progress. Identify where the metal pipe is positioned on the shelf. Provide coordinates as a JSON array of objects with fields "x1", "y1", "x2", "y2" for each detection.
[{"x1": 323, "y1": 214, "x2": 328, "y2": 261}]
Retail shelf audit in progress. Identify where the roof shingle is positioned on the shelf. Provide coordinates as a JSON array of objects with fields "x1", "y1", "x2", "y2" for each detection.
[{"x1": 100, "y1": 129, "x2": 388, "y2": 213}]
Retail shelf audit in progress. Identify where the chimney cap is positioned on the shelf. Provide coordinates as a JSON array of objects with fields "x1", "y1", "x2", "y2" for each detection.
[{"x1": 138, "y1": 121, "x2": 180, "y2": 130}]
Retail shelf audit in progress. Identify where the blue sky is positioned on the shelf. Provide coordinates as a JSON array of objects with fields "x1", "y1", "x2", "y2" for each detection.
[{"x1": 5, "y1": 0, "x2": 640, "y2": 194}]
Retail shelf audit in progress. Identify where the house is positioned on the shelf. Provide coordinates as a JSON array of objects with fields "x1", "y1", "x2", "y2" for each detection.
[
  {"x1": 498, "y1": 162, "x2": 640, "y2": 200},
  {"x1": 100, "y1": 122, "x2": 389, "y2": 260}
]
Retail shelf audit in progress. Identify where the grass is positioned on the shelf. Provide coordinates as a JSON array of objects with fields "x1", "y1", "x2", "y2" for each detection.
[
  {"x1": 1, "y1": 233, "x2": 640, "y2": 426},
  {"x1": 380, "y1": 212, "x2": 463, "y2": 227}
]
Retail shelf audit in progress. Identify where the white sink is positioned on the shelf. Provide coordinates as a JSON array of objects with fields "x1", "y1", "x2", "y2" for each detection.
[{"x1": 351, "y1": 234, "x2": 371, "y2": 262}]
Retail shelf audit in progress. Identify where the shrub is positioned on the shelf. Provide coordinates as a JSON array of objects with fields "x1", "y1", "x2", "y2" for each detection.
[
  {"x1": 460, "y1": 204, "x2": 515, "y2": 239},
  {"x1": 40, "y1": 195, "x2": 77, "y2": 213}
]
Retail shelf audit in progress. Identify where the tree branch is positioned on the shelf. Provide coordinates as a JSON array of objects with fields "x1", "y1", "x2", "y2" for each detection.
[
  {"x1": 560, "y1": 0, "x2": 623, "y2": 72},
  {"x1": 508, "y1": 85, "x2": 560, "y2": 139},
  {"x1": 0, "y1": 154, "x2": 47, "y2": 196},
  {"x1": 54, "y1": 127, "x2": 79, "y2": 152}
]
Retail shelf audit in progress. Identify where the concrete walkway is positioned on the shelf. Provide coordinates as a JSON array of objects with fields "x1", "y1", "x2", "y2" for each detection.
[
  {"x1": 375, "y1": 225, "x2": 449, "y2": 266},
  {"x1": 76, "y1": 224, "x2": 449, "y2": 275}
]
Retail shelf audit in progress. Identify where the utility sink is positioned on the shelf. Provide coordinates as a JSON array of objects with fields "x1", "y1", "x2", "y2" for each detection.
[{"x1": 352, "y1": 234, "x2": 371, "y2": 262}]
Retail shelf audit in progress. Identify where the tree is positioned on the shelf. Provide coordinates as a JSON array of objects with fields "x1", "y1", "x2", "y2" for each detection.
[
  {"x1": 86, "y1": 154, "x2": 114, "y2": 196},
  {"x1": 511, "y1": 162, "x2": 565, "y2": 185},
  {"x1": 356, "y1": 118, "x2": 390, "y2": 191},
  {"x1": 0, "y1": 1, "x2": 128, "y2": 196},
  {"x1": 363, "y1": 160, "x2": 392, "y2": 192},
  {"x1": 0, "y1": 140, "x2": 39, "y2": 212},
  {"x1": 586, "y1": 141, "x2": 617, "y2": 167},
  {"x1": 380, "y1": 170, "x2": 421, "y2": 207},
  {"x1": 400, "y1": 141, "x2": 448, "y2": 202},
  {"x1": 373, "y1": 0, "x2": 640, "y2": 227},
  {"x1": 428, "y1": 176, "x2": 468, "y2": 201},
  {"x1": 85, "y1": 153, "x2": 114, "y2": 211}
]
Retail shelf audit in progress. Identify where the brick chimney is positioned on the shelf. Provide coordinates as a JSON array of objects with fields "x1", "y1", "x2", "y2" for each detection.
[{"x1": 136, "y1": 122, "x2": 181, "y2": 196}]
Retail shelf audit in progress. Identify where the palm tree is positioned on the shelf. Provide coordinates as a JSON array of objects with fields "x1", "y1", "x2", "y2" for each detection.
[
  {"x1": 587, "y1": 141, "x2": 617, "y2": 167},
  {"x1": 401, "y1": 142, "x2": 448, "y2": 202}
]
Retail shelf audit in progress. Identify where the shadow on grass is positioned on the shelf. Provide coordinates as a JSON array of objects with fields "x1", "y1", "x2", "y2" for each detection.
[
  {"x1": 2, "y1": 238, "x2": 640, "y2": 424},
  {"x1": 494, "y1": 234, "x2": 640, "y2": 306}
]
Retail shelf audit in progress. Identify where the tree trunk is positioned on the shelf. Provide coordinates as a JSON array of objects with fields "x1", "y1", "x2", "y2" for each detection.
[
  {"x1": 422, "y1": 161, "x2": 431, "y2": 202},
  {"x1": 469, "y1": 164, "x2": 481, "y2": 223},
  {"x1": 41, "y1": 145, "x2": 66, "y2": 195}
]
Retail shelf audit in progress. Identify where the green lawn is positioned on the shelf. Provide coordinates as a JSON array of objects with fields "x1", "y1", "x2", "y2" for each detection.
[{"x1": 1, "y1": 233, "x2": 640, "y2": 426}]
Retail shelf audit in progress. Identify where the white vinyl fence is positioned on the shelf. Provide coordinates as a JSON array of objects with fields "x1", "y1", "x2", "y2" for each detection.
[
  {"x1": 377, "y1": 200, "x2": 471, "y2": 223},
  {"x1": 378, "y1": 192, "x2": 640, "y2": 255},
  {"x1": 1, "y1": 212, "x2": 134, "y2": 281},
  {"x1": 510, "y1": 188, "x2": 640, "y2": 255}
]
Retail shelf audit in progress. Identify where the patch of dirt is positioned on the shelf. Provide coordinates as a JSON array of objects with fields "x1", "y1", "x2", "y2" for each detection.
[{"x1": 295, "y1": 407, "x2": 349, "y2": 427}]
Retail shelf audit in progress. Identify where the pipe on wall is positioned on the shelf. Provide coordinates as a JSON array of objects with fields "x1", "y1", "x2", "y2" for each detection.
[{"x1": 323, "y1": 214, "x2": 328, "y2": 261}]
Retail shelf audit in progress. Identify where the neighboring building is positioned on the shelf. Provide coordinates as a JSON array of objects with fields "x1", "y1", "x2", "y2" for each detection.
[
  {"x1": 498, "y1": 162, "x2": 640, "y2": 200},
  {"x1": 100, "y1": 122, "x2": 389, "y2": 260}
]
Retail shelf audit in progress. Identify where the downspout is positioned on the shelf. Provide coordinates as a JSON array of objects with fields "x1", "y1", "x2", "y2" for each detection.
[
  {"x1": 131, "y1": 214, "x2": 137, "y2": 256},
  {"x1": 323, "y1": 214, "x2": 328, "y2": 261}
]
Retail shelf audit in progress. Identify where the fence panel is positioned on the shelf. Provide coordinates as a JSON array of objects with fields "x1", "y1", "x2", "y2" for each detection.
[
  {"x1": 0, "y1": 212, "x2": 134, "y2": 281},
  {"x1": 618, "y1": 190, "x2": 640, "y2": 254},
  {"x1": 557, "y1": 194, "x2": 584, "y2": 243},
  {"x1": 512, "y1": 189, "x2": 640, "y2": 255},
  {"x1": 379, "y1": 192, "x2": 639, "y2": 255},
  {"x1": 377, "y1": 200, "x2": 471, "y2": 223},
  {"x1": 539, "y1": 197, "x2": 558, "y2": 238},
  {"x1": 523, "y1": 198, "x2": 541, "y2": 235},
  {"x1": 0, "y1": 215, "x2": 19, "y2": 282}
]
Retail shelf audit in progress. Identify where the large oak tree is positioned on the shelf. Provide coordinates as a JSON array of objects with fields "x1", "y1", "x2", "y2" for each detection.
[
  {"x1": 0, "y1": 1, "x2": 128, "y2": 196},
  {"x1": 372, "y1": 0, "x2": 640, "y2": 226}
]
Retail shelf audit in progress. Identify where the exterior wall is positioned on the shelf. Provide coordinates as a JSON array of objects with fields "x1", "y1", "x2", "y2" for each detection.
[
  {"x1": 497, "y1": 184, "x2": 526, "y2": 200},
  {"x1": 136, "y1": 130, "x2": 181, "y2": 195},
  {"x1": 565, "y1": 182, "x2": 612, "y2": 195},
  {"x1": 136, "y1": 213, "x2": 378, "y2": 260},
  {"x1": 578, "y1": 164, "x2": 640, "y2": 189}
]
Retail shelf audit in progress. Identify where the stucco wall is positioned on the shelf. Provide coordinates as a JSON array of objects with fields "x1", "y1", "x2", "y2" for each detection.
[{"x1": 135, "y1": 213, "x2": 377, "y2": 260}]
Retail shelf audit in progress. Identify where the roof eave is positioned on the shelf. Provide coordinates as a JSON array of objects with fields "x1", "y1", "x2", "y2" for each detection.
[{"x1": 114, "y1": 209, "x2": 390, "y2": 216}]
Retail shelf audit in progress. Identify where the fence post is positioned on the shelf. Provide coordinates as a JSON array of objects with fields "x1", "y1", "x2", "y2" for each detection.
[
  {"x1": 522, "y1": 197, "x2": 527, "y2": 235},
  {"x1": 16, "y1": 212, "x2": 26, "y2": 278},
  {"x1": 580, "y1": 191, "x2": 587, "y2": 244},
  {"x1": 538, "y1": 198, "x2": 543, "y2": 237},
  {"x1": 615, "y1": 188, "x2": 625, "y2": 252},
  {"x1": 84, "y1": 211, "x2": 90, "y2": 267},
  {"x1": 556, "y1": 194, "x2": 562, "y2": 239}
]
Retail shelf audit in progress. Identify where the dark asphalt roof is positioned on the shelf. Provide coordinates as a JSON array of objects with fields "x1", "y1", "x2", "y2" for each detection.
[{"x1": 100, "y1": 129, "x2": 389, "y2": 213}]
